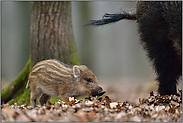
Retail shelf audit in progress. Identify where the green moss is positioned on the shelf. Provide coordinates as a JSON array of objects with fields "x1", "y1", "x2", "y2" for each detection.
[
  {"x1": 7, "y1": 89, "x2": 31, "y2": 105},
  {"x1": 16, "y1": 89, "x2": 31, "y2": 105},
  {"x1": 69, "y1": 36, "x2": 81, "y2": 66},
  {"x1": 1, "y1": 58, "x2": 31, "y2": 104},
  {"x1": 71, "y1": 54, "x2": 81, "y2": 65},
  {"x1": 49, "y1": 97, "x2": 60, "y2": 103},
  {"x1": 1, "y1": 83, "x2": 12, "y2": 103}
]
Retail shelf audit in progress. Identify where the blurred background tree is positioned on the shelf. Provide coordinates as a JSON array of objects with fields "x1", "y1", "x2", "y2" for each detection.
[
  {"x1": 1, "y1": 1, "x2": 80, "y2": 104},
  {"x1": 2, "y1": 2, "x2": 30, "y2": 87},
  {"x1": 2, "y1": 1, "x2": 158, "y2": 103},
  {"x1": 2, "y1": 1, "x2": 31, "y2": 104}
]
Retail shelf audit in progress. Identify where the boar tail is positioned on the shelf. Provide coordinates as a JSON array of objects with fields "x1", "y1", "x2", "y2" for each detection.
[
  {"x1": 85, "y1": 11, "x2": 136, "y2": 26},
  {"x1": 26, "y1": 80, "x2": 29, "y2": 89}
]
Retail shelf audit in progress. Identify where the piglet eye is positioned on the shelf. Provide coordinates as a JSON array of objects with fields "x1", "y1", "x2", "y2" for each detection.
[{"x1": 85, "y1": 78, "x2": 92, "y2": 83}]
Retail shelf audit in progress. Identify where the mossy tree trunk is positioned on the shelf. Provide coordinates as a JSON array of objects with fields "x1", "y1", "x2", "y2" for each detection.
[
  {"x1": 30, "y1": 1, "x2": 80, "y2": 67},
  {"x1": 1, "y1": 58, "x2": 31, "y2": 104},
  {"x1": 1, "y1": 1, "x2": 80, "y2": 105}
]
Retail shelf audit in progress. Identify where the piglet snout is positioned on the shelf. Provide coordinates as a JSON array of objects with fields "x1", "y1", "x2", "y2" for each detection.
[
  {"x1": 91, "y1": 87, "x2": 105, "y2": 97},
  {"x1": 99, "y1": 90, "x2": 105, "y2": 96}
]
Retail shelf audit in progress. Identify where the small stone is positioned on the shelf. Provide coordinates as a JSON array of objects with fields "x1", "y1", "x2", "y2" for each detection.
[
  {"x1": 110, "y1": 102, "x2": 118, "y2": 109},
  {"x1": 85, "y1": 101, "x2": 93, "y2": 107}
]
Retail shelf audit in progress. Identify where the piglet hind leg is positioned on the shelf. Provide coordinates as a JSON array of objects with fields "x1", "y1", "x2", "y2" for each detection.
[
  {"x1": 39, "y1": 93, "x2": 51, "y2": 106},
  {"x1": 59, "y1": 94, "x2": 69, "y2": 102}
]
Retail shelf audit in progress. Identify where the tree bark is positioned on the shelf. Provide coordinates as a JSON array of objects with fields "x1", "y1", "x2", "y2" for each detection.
[
  {"x1": 30, "y1": 1, "x2": 80, "y2": 67},
  {"x1": 1, "y1": 1, "x2": 80, "y2": 105}
]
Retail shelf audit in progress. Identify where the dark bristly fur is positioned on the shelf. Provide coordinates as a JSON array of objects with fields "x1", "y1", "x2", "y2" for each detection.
[{"x1": 85, "y1": 1, "x2": 182, "y2": 95}]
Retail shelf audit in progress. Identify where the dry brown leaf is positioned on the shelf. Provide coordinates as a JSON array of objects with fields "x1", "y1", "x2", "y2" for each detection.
[
  {"x1": 170, "y1": 100, "x2": 179, "y2": 107},
  {"x1": 77, "y1": 110, "x2": 89, "y2": 122}
]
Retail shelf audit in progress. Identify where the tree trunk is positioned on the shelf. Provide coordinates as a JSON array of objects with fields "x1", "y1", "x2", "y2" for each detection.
[
  {"x1": 30, "y1": 1, "x2": 80, "y2": 67},
  {"x1": 1, "y1": 1, "x2": 80, "y2": 105}
]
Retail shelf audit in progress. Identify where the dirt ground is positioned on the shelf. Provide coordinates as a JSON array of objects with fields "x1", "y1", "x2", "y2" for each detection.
[
  {"x1": 99, "y1": 77, "x2": 182, "y2": 102},
  {"x1": 1, "y1": 77, "x2": 182, "y2": 122},
  {"x1": 1, "y1": 90, "x2": 182, "y2": 122}
]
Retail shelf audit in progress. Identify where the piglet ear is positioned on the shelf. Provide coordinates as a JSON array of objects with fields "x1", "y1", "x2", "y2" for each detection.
[
  {"x1": 80, "y1": 65, "x2": 88, "y2": 69},
  {"x1": 73, "y1": 65, "x2": 81, "y2": 78}
]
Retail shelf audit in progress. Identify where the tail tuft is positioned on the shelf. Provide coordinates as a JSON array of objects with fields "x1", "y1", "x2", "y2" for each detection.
[
  {"x1": 85, "y1": 12, "x2": 136, "y2": 26},
  {"x1": 26, "y1": 80, "x2": 29, "y2": 89}
]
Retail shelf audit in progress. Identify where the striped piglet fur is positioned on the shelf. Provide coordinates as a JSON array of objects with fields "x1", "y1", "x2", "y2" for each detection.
[{"x1": 26, "y1": 59, "x2": 105, "y2": 107}]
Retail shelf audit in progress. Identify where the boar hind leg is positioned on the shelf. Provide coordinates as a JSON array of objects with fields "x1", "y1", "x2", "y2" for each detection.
[
  {"x1": 137, "y1": 6, "x2": 182, "y2": 95},
  {"x1": 39, "y1": 93, "x2": 51, "y2": 106},
  {"x1": 157, "y1": 50, "x2": 181, "y2": 95}
]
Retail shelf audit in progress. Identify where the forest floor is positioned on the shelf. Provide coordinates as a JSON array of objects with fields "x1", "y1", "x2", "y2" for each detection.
[{"x1": 1, "y1": 78, "x2": 182, "y2": 122}]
